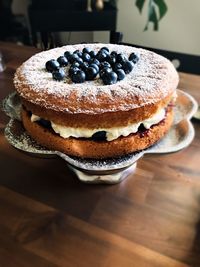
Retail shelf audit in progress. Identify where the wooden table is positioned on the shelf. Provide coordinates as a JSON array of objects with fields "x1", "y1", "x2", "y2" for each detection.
[{"x1": 0, "y1": 42, "x2": 200, "y2": 267}]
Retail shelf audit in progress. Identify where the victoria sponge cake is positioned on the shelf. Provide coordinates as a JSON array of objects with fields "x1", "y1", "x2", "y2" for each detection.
[{"x1": 14, "y1": 43, "x2": 179, "y2": 158}]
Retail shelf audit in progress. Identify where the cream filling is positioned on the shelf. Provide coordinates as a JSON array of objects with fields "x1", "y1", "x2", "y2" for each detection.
[{"x1": 31, "y1": 108, "x2": 166, "y2": 141}]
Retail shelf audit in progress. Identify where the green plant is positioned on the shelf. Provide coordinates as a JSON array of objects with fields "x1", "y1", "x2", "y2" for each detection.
[
  {"x1": 136, "y1": 0, "x2": 168, "y2": 30},
  {"x1": 108, "y1": 0, "x2": 168, "y2": 31}
]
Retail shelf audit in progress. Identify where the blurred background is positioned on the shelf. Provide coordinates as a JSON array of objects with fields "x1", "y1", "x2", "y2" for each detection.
[{"x1": 0, "y1": 0, "x2": 199, "y2": 73}]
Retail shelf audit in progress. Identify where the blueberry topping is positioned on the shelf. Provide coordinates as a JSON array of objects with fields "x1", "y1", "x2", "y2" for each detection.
[
  {"x1": 46, "y1": 47, "x2": 136, "y2": 84},
  {"x1": 45, "y1": 59, "x2": 60, "y2": 72},
  {"x1": 122, "y1": 60, "x2": 134, "y2": 74},
  {"x1": 82, "y1": 53, "x2": 91, "y2": 62},
  {"x1": 64, "y1": 51, "x2": 72, "y2": 60},
  {"x1": 111, "y1": 51, "x2": 117, "y2": 57},
  {"x1": 78, "y1": 52, "x2": 83, "y2": 58},
  {"x1": 71, "y1": 70, "x2": 86, "y2": 83},
  {"x1": 80, "y1": 62, "x2": 89, "y2": 71},
  {"x1": 99, "y1": 67, "x2": 112, "y2": 78},
  {"x1": 74, "y1": 50, "x2": 83, "y2": 58},
  {"x1": 85, "y1": 67, "x2": 98, "y2": 80},
  {"x1": 71, "y1": 62, "x2": 80, "y2": 68},
  {"x1": 89, "y1": 50, "x2": 97, "y2": 58},
  {"x1": 96, "y1": 51, "x2": 108, "y2": 62},
  {"x1": 91, "y1": 131, "x2": 107, "y2": 141},
  {"x1": 100, "y1": 49, "x2": 109, "y2": 58},
  {"x1": 116, "y1": 69, "x2": 126, "y2": 81},
  {"x1": 113, "y1": 62, "x2": 122, "y2": 72},
  {"x1": 57, "y1": 56, "x2": 68, "y2": 67},
  {"x1": 129, "y1": 52, "x2": 140, "y2": 63},
  {"x1": 69, "y1": 66, "x2": 80, "y2": 77},
  {"x1": 107, "y1": 55, "x2": 117, "y2": 65},
  {"x1": 117, "y1": 53, "x2": 127, "y2": 64},
  {"x1": 100, "y1": 47, "x2": 109, "y2": 53},
  {"x1": 52, "y1": 69, "x2": 65, "y2": 81},
  {"x1": 100, "y1": 61, "x2": 111, "y2": 70},
  {"x1": 74, "y1": 56, "x2": 83, "y2": 64},
  {"x1": 90, "y1": 63, "x2": 99, "y2": 73},
  {"x1": 68, "y1": 53, "x2": 80, "y2": 64},
  {"x1": 90, "y1": 58, "x2": 100, "y2": 66},
  {"x1": 83, "y1": 47, "x2": 91, "y2": 54},
  {"x1": 102, "y1": 71, "x2": 118, "y2": 85}
]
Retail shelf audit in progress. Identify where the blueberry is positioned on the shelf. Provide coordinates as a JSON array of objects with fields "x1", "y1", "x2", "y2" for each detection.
[
  {"x1": 74, "y1": 56, "x2": 83, "y2": 64},
  {"x1": 100, "y1": 47, "x2": 109, "y2": 53},
  {"x1": 111, "y1": 51, "x2": 117, "y2": 57},
  {"x1": 122, "y1": 60, "x2": 134, "y2": 74},
  {"x1": 113, "y1": 62, "x2": 122, "y2": 72},
  {"x1": 52, "y1": 69, "x2": 65, "y2": 81},
  {"x1": 68, "y1": 54, "x2": 83, "y2": 64},
  {"x1": 38, "y1": 119, "x2": 51, "y2": 128},
  {"x1": 57, "y1": 56, "x2": 68, "y2": 67},
  {"x1": 83, "y1": 47, "x2": 91, "y2": 54},
  {"x1": 129, "y1": 52, "x2": 140, "y2": 63},
  {"x1": 80, "y1": 62, "x2": 89, "y2": 71},
  {"x1": 90, "y1": 58, "x2": 100, "y2": 66},
  {"x1": 100, "y1": 61, "x2": 111, "y2": 70},
  {"x1": 96, "y1": 51, "x2": 108, "y2": 62},
  {"x1": 102, "y1": 71, "x2": 118, "y2": 85},
  {"x1": 90, "y1": 63, "x2": 99, "y2": 73},
  {"x1": 77, "y1": 52, "x2": 83, "y2": 58},
  {"x1": 91, "y1": 131, "x2": 107, "y2": 141},
  {"x1": 68, "y1": 53, "x2": 80, "y2": 64},
  {"x1": 45, "y1": 59, "x2": 60, "y2": 72},
  {"x1": 89, "y1": 50, "x2": 97, "y2": 58},
  {"x1": 71, "y1": 62, "x2": 80, "y2": 68},
  {"x1": 116, "y1": 69, "x2": 126, "y2": 81},
  {"x1": 82, "y1": 53, "x2": 91, "y2": 62},
  {"x1": 64, "y1": 51, "x2": 72, "y2": 60},
  {"x1": 99, "y1": 67, "x2": 112, "y2": 78},
  {"x1": 100, "y1": 49, "x2": 109, "y2": 57},
  {"x1": 71, "y1": 70, "x2": 86, "y2": 83},
  {"x1": 107, "y1": 55, "x2": 117, "y2": 65},
  {"x1": 69, "y1": 66, "x2": 80, "y2": 77},
  {"x1": 74, "y1": 50, "x2": 83, "y2": 58},
  {"x1": 85, "y1": 67, "x2": 98, "y2": 80},
  {"x1": 117, "y1": 53, "x2": 127, "y2": 64}
]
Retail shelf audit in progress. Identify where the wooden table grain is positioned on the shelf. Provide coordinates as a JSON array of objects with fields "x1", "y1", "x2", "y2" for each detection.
[{"x1": 0, "y1": 41, "x2": 200, "y2": 267}]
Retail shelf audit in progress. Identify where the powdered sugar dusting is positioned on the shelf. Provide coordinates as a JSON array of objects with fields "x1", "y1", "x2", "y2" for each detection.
[{"x1": 14, "y1": 43, "x2": 179, "y2": 114}]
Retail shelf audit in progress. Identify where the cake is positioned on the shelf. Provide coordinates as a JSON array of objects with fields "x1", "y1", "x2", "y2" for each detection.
[{"x1": 14, "y1": 43, "x2": 179, "y2": 158}]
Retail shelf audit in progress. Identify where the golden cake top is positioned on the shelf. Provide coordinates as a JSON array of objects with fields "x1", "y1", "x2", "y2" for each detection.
[{"x1": 14, "y1": 43, "x2": 179, "y2": 114}]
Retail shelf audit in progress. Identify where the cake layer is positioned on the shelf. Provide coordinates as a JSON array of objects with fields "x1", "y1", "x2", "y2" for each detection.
[
  {"x1": 21, "y1": 92, "x2": 174, "y2": 128},
  {"x1": 21, "y1": 107, "x2": 173, "y2": 158},
  {"x1": 14, "y1": 43, "x2": 179, "y2": 115}
]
